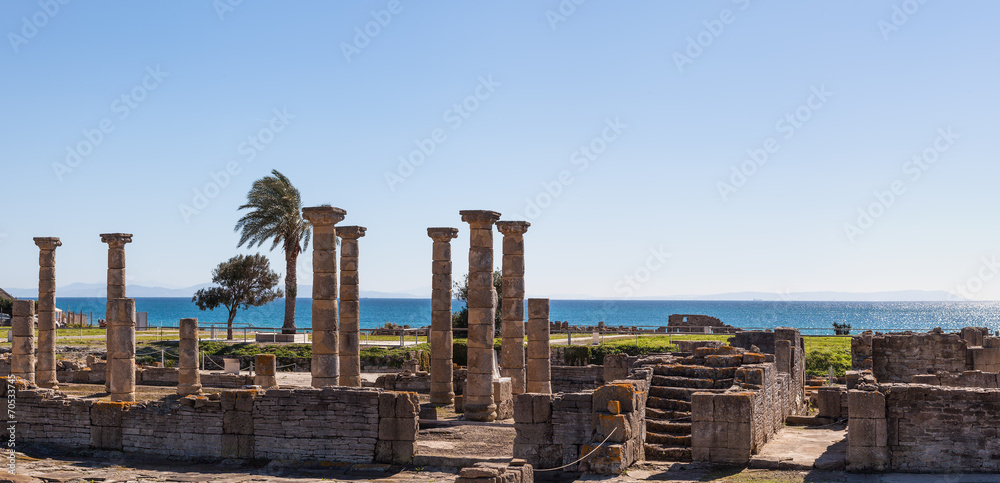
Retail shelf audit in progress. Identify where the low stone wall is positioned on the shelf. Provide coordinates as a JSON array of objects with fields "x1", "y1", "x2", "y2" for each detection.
[
  {"x1": 375, "y1": 371, "x2": 430, "y2": 393},
  {"x1": 457, "y1": 460, "x2": 533, "y2": 482},
  {"x1": 852, "y1": 328, "x2": 1000, "y2": 383},
  {"x1": 513, "y1": 375, "x2": 649, "y2": 475},
  {"x1": 551, "y1": 365, "x2": 604, "y2": 393},
  {"x1": 55, "y1": 366, "x2": 254, "y2": 388},
  {"x1": 848, "y1": 384, "x2": 1000, "y2": 472},
  {"x1": 816, "y1": 385, "x2": 848, "y2": 419},
  {"x1": 5, "y1": 379, "x2": 417, "y2": 464},
  {"x1": 690, "y1": 362, "x2": 794, "y2": 465}
]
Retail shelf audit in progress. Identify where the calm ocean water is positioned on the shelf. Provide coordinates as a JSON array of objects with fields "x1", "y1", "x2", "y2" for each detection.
[{"x1": 37, "y1": 297, "x2": 1000, "y2": 335}]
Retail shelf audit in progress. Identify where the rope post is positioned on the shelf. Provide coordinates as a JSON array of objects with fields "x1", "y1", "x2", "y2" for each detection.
[
  {"x1": 399, "y1": 330, "x2": 404, "y2": 347},
  {"x1": 160, "y1": 350, "x2": 164, "y2": 367},
  {"x1": 568, "y1": 331, "x2": 572, "y2": 346}
]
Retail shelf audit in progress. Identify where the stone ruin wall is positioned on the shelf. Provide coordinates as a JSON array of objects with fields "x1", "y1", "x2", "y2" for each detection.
[
  {"x1": 513, "y1": 373, "x2": 651, "y2": 475},
  {"x1": 4, "y1": 381, "x2": 418, "y2": 464},
  {"x1": 852, "y1": 327, "x2": 1000, "y2": 383},
  {"x1": 666, "y1": 314, "x2": 738, "y2": 334},
  {"x1": 847, "y1": 385, "x2": 1000, "y2": 473}
]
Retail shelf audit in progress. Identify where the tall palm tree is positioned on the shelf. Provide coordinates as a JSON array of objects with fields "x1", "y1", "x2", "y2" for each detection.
[{"x1": 235, "y1": 170, "x2": 311, "y2": 334}]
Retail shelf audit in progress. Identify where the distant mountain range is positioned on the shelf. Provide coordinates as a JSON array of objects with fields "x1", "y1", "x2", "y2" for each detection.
[{"x1": 1, "y1": 284, "x2": 965, "y2": 301}]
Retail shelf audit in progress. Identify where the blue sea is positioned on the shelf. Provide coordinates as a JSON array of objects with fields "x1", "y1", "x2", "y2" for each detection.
[{"x1": 36, "y1": 297, "x2": 1000, "y2": 335}]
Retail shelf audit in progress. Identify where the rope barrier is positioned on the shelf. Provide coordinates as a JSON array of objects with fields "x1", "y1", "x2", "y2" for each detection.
[{"x1": 534, "y1": 427, "x2": 617, "y2": 472}]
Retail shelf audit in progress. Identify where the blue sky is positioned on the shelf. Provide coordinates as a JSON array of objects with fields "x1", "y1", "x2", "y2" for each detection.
[{"x1": 2, "y1": 1, "x2": 999, "y2": 299}]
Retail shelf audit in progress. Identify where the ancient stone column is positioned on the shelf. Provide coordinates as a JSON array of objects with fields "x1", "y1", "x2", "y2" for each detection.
[
  {"x1": 496, "y1": 221, "x2": 529, "y2": 394},
  {"x1": 459, "y1": 210, "x2": 501, "y2": 421},
  {"x1": 33, "y1": 237, "x2": 61, "y2": 389},
  {"x1": 177, "y1": 318, "x2": 201, "y2": 396},
  {"x1": 108, "y1": 298, "x2": 136, "y2": 402},
  {"x1": 100, "y1": 233, "x2": 132, "y2": 392},
  {"x1": 11, "y1": 300, "x2": 35, "y2": 384},
  {"x1": 254, "y1": 354, "x2": 278, "y2": 389},
  {"x1": 302, "y1": 207, "x2": 346, "y2": 387},
  {"x1": 428, "y1": 227, "x2": 459, "y2": 405},
  {"x1": 337, "y1": 225, "x2": 366, "y2": 387},
  {"x1": 526, "y1": 298, "x2": 551, "y2": 394}
]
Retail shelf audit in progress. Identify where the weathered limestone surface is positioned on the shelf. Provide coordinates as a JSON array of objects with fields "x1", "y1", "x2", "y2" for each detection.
[
  {"x1": 11, "y1": 300, "x2": 36, "y2": 384},
  {"x1": 496, "y1": 221, "x2": 529, "y2": 395},
  {"x1": 34, "y1": 237, "x2": 61, "y2": 389},
  {"x1": 302, "y1": 206, "x2": 346, "y2": 387},
  {"x1": 846, "y1": 389, "x2": 888, "y2": 472},
  {"x1": 177, "y1": 318, "x2": 201, "y2": 396},
  {"x1": 338, "y1": 225, "x2": 366, "y2": 387},
  {"x1": 526, "y1": 298, "x2": 551, "y2": 394},
  {"x1": 100, "y1": 233, "x2": 132, "y2": 391},
  {"x1": 854, "y1": 328, "x2": 1000, "y2": 383},
  {"x1": 428, "y1": 227, "x2": 459, "y2": 405},
  {"x1": 456, "y1": 461, "x2": 534, "y2": 483},
  {"x1": 253, "y1": 354, "x2": 278, "y2": 389},
  {"x1": 107, "y1": 298, "x2": 136, "y2": 402},
  {"x1": 667, "y1": 314, "x2": 738, "y2": 334},
  {"x1": 460, "y1": 210, "x2": 501, "y2": 421},
  {"x1": 3, "y1": 384, "x2": 418, "y2": 464}
]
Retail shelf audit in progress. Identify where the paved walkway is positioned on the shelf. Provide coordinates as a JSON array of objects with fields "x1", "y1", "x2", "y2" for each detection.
[{"x1": 750, "y1": 422, "x2": 847, "y2": 470}]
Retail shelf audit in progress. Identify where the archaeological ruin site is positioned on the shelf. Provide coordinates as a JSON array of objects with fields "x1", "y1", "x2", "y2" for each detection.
[{"x1": 6, "y1": 208, "x2": 1000, "y2": 480}]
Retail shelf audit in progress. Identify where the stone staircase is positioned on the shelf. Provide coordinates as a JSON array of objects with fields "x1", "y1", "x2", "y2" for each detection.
[{"x1": 642, "y1": 347, "x2": 751, "y2": 461}]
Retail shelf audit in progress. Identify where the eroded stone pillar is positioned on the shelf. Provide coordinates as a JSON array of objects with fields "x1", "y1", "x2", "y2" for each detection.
[
  {"x1": 11, "y1": 300, "x2": 35, "y2": 384},
  {"x1": 496, "y1": 221, "x2": 529, "y2": 394},
  {"x1": 33, "y1": 237, "x2": 61, "y2": 389},
  {"x1": 526, "y1": 298, "x2": 551, "y2": 394},
  {"x1": 338, "y1": 225, "x2": 366, "y2": 387},
  {"x1": 178, "y1": 318, "x2": 201, "y2": 396},
  {"x1": 254, "y1": 354, "x2": 278, "y2": 389},
  {"x1": 459, "y1": 210, "x2": 501, "y2": 421},
  {"x1": 302, "y1": 207, "x2": 346, "y2": 387},
  {"x1": 108, "y1": 298, "x2": 136, "y2": 402},
  {"x1": 100, "y1": 233, "x2": 132, "y2": 392},
  {"x1": 428, "y1": 227, "x2": 459, "y2": 405}
]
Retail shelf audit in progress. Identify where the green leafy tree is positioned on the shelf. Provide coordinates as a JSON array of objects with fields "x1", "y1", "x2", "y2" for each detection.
[
  {"x1": 234, "y1": 170, "x2": 310, "y2": 334},
  {"x1": 192, "y1": 254, "x2": 283, "y2": 339},
  {"x1": 452, "y1": 269, "x2": 503, "y2": 332}
]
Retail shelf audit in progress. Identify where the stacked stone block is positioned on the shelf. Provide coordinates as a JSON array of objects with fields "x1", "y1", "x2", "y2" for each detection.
[
  {"x1": 254, "y1": 354, "x2": 278, "y2": 389},
  {"x1": 691, "y1": 392, "x2": 754, "y2": 464},
  {"x1": 177, "y1": 317, "x2": 201, "y2": 396},
  {"x1": 302, "y1": 207, "x2": 346, "y2": 387},
  {"x1": 526, "y1": 298, "x2": 551, "y2": 394},
  {"x1": 496, "y1": 220, "x2": 529, "y2": 394},
  {"x1": 124, "y1": 397, "x2": 224, "y2": 458},
  {"x1": 604, "y1": 353, "x2": 629, "y2": 383},
  {"x1": 34, "y1": 237, "x2": 61, "y2": 389},
  {"x1": 100, "y1": 233, "x2": 132, "y2": 391},
  {"x1": 428, "y1": 227, "x2": 459, "y2": 405},
  {"x1": 221, "y1": 389, "x2": 258, "y2": 458},
  {"x1": 376, "y1": 390, "x2": 420, "y2": 464},
  {"x1": 11, "y1": 300, "x2": 35, "y2": 384},
  {"x1": 107, "y1": 298, "x2": 136, "y2": 402},
  {"x1": 338, "y1": 225, "x2": 366, "y2": 387},
  {"x1": 581, "y1": 381, "x2": 648, "y2": 474},
  {"x1": 90, "y1": 401, "x2": 127, "y2": 450},
  {"x1": 846, "y1": 389, "x2": 888, "y2": 471},
  {"x1": 460, "y1": 210, "x2": 501, "y2": 421},
  {"x1": 2, "y1": 383, "x2": 91, "y2": 448}
]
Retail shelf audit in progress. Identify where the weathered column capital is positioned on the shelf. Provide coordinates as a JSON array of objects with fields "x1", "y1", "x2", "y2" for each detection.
[
  {"x1": 337, "y1": 225, "x2": 367, "y2": 239},
  {"x1": 33, "y1": 237, "x2": 62, "y2": 251},
  {"x1": 496, "y1": 221, "x2": 530, "y2": 236},
  {"x1": 427, "y1": 227, "x2": 459, "y2": 241},
  {"x1": 459, "y1": 210, "x2": 501, "y2": 227},
  {"x1": 302, "y1": 206, "x2": 347, "y2": 226},
  {"x1": 100, "y1": 233, "x2": 133, "y2": 248}
]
